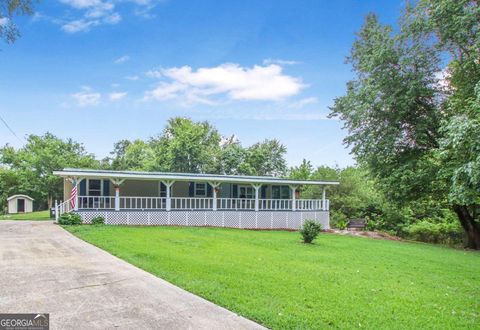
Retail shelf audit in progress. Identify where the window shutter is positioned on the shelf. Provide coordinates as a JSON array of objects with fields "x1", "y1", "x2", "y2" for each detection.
[
  {"x1": 232, "y1": 184, "x2": 238, "y2": 198},
  {"x1": 79, "y1": 179, "x2": 86, "y2": 195},
  {"x1": 103, "y1": 180, "x2": 110, "y2": 196},
  {"x1": 160, "y1": 182, "x2": 166, "y2": 197},
  {"x1": 189, "y1": 182, "x2": 194, "y2": 197},
  {"x1": 261, "y1": 185, "x2": 267, "y2": 199},
  {"x1": 206, "y1": 184, "x2": 212, "y2": 197}
]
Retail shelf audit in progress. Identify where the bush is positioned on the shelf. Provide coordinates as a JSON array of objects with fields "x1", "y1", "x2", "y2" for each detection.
[
  {"x1": 91, "y1": 216, "x2": 105, "y2": 225},
  {"x1": 300, "y1": 220, "x2": 322, "y2": 243},
  {"x1": 336, "y1": 219, "x2": 348, "y2": 230},
  {"x1": 407, "y1": 220, "x2": 464, "y2": 246},
  {"x1": 58, "y1": 213, "x2": 82, "y2": 225}
]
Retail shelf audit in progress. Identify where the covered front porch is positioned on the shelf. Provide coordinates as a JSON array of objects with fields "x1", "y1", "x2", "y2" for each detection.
[{"x1": 53, "y1": 168, "x2": 338, "y2": 229}]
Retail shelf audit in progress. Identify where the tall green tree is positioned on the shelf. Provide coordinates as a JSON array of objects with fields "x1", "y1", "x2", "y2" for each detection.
[
  {"x1": 331, "y1": 1, "x2": 480, "y2": 248},
  {"x1": 0, "y1": 133, "x2": 98, "y2": 209},
  {"x1": 244, "y1": 139, "x2": 287, "y2": 176},
  {"x1": 149, "y1": 117, "x2": 221, "y2": 173}
]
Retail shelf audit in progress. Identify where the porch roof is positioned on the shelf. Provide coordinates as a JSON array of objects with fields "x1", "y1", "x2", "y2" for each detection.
[{"x1": 53, "y1": 168, "x2": 339, "y2": 186}]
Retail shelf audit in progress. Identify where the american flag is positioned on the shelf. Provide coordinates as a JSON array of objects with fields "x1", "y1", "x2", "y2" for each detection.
[{"x1": 70, "y1": 180, "x2": 77, "y2": 209}]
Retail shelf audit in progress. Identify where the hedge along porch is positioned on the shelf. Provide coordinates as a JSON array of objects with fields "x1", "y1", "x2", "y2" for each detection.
[{"x1": 53, "y1": 168, "x2": 339, "y2": 229}]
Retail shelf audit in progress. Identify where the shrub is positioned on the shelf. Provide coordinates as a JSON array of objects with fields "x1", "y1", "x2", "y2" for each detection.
[
  {"x1": 91, "y1": 216, "x2": 105, "y2": 225},
  {"x1": 58, "y1": 213, "x2": 82, "y2": 225},
  {"x1": 364, "y1": 217, "x2": 376, "y2": 231},
  {"x1": 407, "y1": 220, "x2": 464, "y2": 246},
  {"x1": 336, "y1": 219, "x2": 348, "y2": 230},
  {"x1": 300, "y1": 220, "x2": 322, "y2": 243}
]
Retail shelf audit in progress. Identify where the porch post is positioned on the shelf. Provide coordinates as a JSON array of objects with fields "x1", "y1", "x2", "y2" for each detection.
[
  {"x1": 54, "y1": 200, "x2": 58, "y2": 223},
  {"x1": 290, "y1": 185, "x2": 298, "y2": 211},
  {"x1": 322, "y1": 187, "x2": 326, "y2": 211},
  {"x1": 110, "y1": 179, "x2": 125, "y2": 211},
  {"x1": 209, "y1": 182, "x2": 221, "y2": 211},
  {"x1": 162, "y1": 180, "x2": 174, "y2": 211},
  {"x1": 252, "y1": 184, "x2": 262, "y2": 211}
]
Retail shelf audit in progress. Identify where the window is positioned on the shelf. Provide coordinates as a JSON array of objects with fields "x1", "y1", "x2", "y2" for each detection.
[
  {"x1": 238, "y1": 185, "x2": 254, "y2": 199},
  {"x1": 88, "y1": 179, "x2": 102, "y2": 196},
  {"x1": 272, "y1": 186, "x2": 290, "y2": 199},
  {"x1": 195, "y1": 183, "x2": 207, "y2": 196}
]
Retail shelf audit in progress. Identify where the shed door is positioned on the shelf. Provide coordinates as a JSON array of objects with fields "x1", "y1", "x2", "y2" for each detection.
[{"x1": 17, "y1": 199, "x2": 25, "y2": 213}]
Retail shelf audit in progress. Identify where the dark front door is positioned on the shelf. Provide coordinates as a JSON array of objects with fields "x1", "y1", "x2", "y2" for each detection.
[{"x1": 17, "y1": 199, "x2": 25, "y2": 213}]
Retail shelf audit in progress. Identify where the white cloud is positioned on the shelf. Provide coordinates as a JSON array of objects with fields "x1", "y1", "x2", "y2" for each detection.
[
  {"x1": 58, "y1": 0, "x2": 157, "y2": 33},
  {"x1": 60, "y1": 0, "x2": 104, "y2": 9},
  {"x1": 71, "y1": 86, "x2": 101, "y2": 107},
  {"x1": 62, "y1": 19, "x2": 98, "y2": 33},
  {"x1": 145, "y1": 69, "x2": 162, "y2": 78},
  {"x1": 263, "y1": 58, "x2": 300, "y2": 66},
  {"x1": 125, "y1": 75, "x2": 140, "y2": 81},
  {"x1": 60, "y1": 0, "x2": 121, "y2": 33},
  {"x1": 144, "y1": 63, "x2": 305, "y2": 104},
  {"x1": 288, "y1": 97, "x2": 318, "y2": 109},
  {"x1": 114, "y1": 55, "x2": 130, "y2": 64},
  {"x1": 109, "y1": 91, "x2": 127, "y2": 101}
]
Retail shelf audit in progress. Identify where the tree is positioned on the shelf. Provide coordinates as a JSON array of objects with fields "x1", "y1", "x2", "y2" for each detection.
[
  {"x1": 244, "y1": 139, "x2": 287, "y2": 176},
  {"x1": 289, "y1": 159, "x2": 314, "y2": 181},
  {"x1": 0, "y1": 167, "x2": 18, "y2": 212},
  {"x1": 331, "y1": 1, "x2": 480, "y2": 248},
  {"x1": 149, "y1": 117, "x2": 221, "y2": 173},
  {"x1": 0, "y1": 0, "x2": 36, "y2": 43},
  {"x1": 108, "y1": 139, "x2": 155, "y2": 171},
  {"x1": 217, "y1": 139, "x2": 250, "y2": 175},
  {"x1": 0, "y1": 133, "x2": 98, "y2": 209}
]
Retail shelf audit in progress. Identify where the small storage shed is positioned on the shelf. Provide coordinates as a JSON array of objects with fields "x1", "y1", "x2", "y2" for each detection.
[{"x1": 7, "y1": 195, "x2": 34, "y2": 214}]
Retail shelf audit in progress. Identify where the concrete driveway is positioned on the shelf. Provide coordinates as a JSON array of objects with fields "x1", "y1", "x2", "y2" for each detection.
[{"x1": 0, "y1": 221, "x2": 265, "y2": 330}]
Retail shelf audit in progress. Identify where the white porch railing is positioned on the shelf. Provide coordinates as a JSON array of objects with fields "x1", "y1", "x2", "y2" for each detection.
[
  {"x1": 259, "y1": 199, "x2": 293, "y2": 210},
  {"x1": 218, "y1": 198, "x2": 255, "y2": 210},
  {"x1": 296, "y1": 199, "x2": 328, "y2": 210},
  {"x1": 171, "y1": 197, "x2": 213, "y2": 210},
  {"x1": 75, "y1": 196, "x2": 329, "y2": 211},
  {"x1": 78, "y1": 196, "x2": 115, "y2": 210},
  {"x1": 55, "y1": 197, "x2": 73, "y2": 222},
  {"x1": 120, "y1": 197, "x2": 166, "y2": 210}
]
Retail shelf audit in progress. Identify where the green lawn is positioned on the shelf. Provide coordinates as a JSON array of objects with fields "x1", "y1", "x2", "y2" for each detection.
[
  {"x1": 65, "y1": 225, "x2": 480, "y2": 329},
  {"x1": 0, "y1": 210, "x2": 51, "y2": 220}
]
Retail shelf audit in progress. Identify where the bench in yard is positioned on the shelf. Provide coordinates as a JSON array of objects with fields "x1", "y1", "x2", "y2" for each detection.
[{"x1": 347, "y1": 218, "x2": 366, "y2": 230}]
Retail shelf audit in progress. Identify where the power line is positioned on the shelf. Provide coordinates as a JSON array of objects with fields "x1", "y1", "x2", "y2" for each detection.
[{"x1": 0, "y1": 113, "x2": 24, "y2": 143}]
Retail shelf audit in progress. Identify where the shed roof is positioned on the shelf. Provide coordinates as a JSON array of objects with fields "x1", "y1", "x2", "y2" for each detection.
[
  {"x1": 53, "y1": 168, "x2": 339, "y2": 186},
  {"x1": 7, "y1": 194, "x2": 34, "y2": 201}
]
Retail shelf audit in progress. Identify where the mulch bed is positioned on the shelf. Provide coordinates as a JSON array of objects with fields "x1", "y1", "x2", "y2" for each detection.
[{"x1": 325, "y1": 229, "x2": 402, "y2": 241}]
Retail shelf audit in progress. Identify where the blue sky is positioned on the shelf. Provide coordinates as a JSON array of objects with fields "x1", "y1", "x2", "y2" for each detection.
[{"x1": 0, "y1": 0, "x2": 402, "y2": 168}]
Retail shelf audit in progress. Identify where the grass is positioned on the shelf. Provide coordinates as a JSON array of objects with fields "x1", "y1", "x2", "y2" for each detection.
[
  {"x1": 65, "y1": 225, "x2": 480, "y2": 329},
  {"x1": 0, "y1": 210, "x2": 51, "y2": 220}
]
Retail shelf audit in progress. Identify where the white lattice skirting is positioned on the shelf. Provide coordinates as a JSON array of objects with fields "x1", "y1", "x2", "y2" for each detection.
[{"x1": 75, "y1": 210, "x2": 330, "y2": 230}]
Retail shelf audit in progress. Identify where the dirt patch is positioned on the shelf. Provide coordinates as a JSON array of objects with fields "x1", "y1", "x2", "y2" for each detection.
[{"x1": 325, "y1": 229, "x2": 402, "y2": 241}]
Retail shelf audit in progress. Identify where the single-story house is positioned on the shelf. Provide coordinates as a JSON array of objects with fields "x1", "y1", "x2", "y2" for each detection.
[
  {"x1": 7, "y1": 195, "x2": 34, "y2": 214},
  {"x1": 53, "y1": 168, "x2": 339, "y2": 229}
]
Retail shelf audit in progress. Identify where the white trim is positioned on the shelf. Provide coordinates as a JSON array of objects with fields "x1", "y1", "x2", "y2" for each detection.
[
  {"x1": 7, "y1": 194, "x2": 34, "y2": 201},
  {"x1": 53, "y1": 169, "x2": 339, "y2": 186}
]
